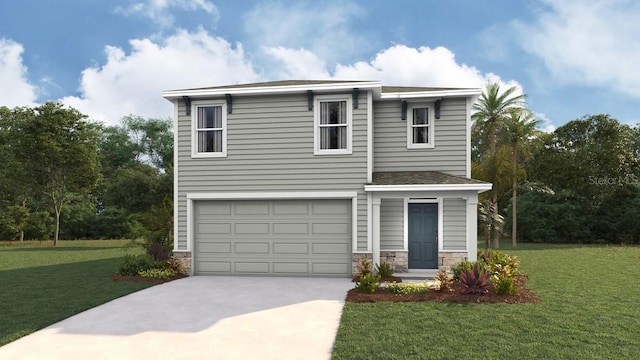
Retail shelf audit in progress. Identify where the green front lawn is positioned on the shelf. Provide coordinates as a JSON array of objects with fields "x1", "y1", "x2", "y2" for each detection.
[
  {"x1": 0, "y1": 240, "x2": 154, "y2": 346},
  {"x1": 333, "y1": 243, "x2": 640, "y2": 359}
]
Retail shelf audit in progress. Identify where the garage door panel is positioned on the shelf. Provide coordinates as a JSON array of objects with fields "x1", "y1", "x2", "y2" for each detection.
[
  {"x1": 195, "y1": 199, "x2": 351, "y2": 276},
  {"x1": 312, "y1": 202, "x2": 349, "y2": 215},
  {"x1": 234, "y1": 203, "x2": 270, "y2": 215},
  {"x1": 199, "y1": 261, "x2": 232, "y2": 273},
  {"x1": 235, "y1": 262, "x2": 270, "y2": 273},
  {"x1": 198, "y1": 242, "x2": 232, "y2": 253},
  {"x1": 273, "y1": 262, "x2": 309, "y2": 274},
  {"x1": 273, "y1": 223, "x2": 309, "y2": 234},
  {"x1": 234, "y1": 223, "x2": 269, "y2": 234},
  {"x1": 234, "y1": 242, "x2": 270, "y2": 254},
  {"x1": 273, "y1": 202, "x2": 309, "y2": 215},
  {"x1": 198, "y1": 203, "x2": 232, "y2": 215},
  {"x1": 312, "y1": 243, "x2": 349, "y2": 254},
  {"x1": 312, "y1": 223, "x2": 349, "y2": 235},
  {"x1": 273, "y1": 242, "x2": 309, "y2": 254},
  {"x1": 198, "y1": 223, "x2": 231, "y2": 234}
]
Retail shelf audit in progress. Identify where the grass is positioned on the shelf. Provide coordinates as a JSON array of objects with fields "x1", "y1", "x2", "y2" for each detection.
[
  {"x1": 0, "y1": 240, "x2": 154, "y2": 346},
  {"x1": 332, "y1": 242, "x2": 640, "y2": 359}
]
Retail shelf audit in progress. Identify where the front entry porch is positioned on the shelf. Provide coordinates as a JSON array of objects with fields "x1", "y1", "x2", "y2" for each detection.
[{"x1": 362, "y1": 171, "x2": 492, "y2": 274}]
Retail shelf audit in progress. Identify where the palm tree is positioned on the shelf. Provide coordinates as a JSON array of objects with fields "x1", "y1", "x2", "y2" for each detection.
[
  {"x1": 502, "y1": 109, "x2": 541, "y2": 247},
  {"x1": 472, "y1": 82, "x2": 527, "y2": 249},
  {"x1": 472, "y1": 145, "x2": 512, "y2": 249}
]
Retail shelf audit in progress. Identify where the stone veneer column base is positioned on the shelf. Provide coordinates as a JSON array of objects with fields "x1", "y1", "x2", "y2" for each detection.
[
  {"x1": 172, "y1": 251, "x2": 192, "y2": 275},
  {"x1": 351, "y1": 253, "x2": 372, "y2": 275},
  {"x1": 380, "y1": 251, "x2": 408, "y2": 273},
  {"x1": 438, "y1": 252, "x2": 468, "y2": 270}
]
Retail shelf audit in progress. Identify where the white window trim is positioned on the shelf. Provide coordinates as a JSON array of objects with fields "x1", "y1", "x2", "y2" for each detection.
[
  {"x1": 191, "y1": 99, "x2": 227, "y2": 158},
  {"x1": 313, "y1": 94, "x2": 353, "y2": 155},
  {"x1": 406, "y1": 103, "x2": 435, "y2": 149}
]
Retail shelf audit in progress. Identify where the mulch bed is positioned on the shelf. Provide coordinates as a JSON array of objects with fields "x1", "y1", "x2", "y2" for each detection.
[
  {"x1": 346, "y1": 275, "x2": 540, "y2": 304},
  {"x1": 110, "y1": 273, "x2": 188, "y2": 285}
]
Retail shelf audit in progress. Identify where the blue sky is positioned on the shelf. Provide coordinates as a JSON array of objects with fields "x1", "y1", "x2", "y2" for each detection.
[{"x1": 1, "y1": 0, "x2": 639, "y2": 130}]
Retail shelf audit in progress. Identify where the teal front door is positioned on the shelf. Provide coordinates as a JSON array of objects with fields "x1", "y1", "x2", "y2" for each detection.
[{"x1": 408, "y1": 203, "x2": 438, "y2": 269}]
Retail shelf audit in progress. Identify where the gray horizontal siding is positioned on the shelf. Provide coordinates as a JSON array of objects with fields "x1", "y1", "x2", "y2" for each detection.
[
  {"x1": 443, "y1": 198, "x2": 466, "y2": 250},
  {"x1": 380, "y1": 198, "x2": 404, "y2": 250},
  {"x1": 373, "y1": 98, "x2": 468, "y2": 176},
  {"x1": 175, "y1": 92, "x2": 369, "y2": 251}
]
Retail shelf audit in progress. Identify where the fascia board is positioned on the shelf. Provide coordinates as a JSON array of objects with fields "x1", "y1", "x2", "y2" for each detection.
[
  {"x1": 162, "y1": 81, "x2": 382, "y2": 100},
  {"x1": 364, "y1": 183, "x2": 492, "y2": 193},
  {"x1": 379, "y1": 89, "x2": 482, "y2": 100}
]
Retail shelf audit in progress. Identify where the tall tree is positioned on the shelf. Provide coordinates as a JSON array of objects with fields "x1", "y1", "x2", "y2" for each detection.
[
  {"x1": 10, "y1": 102, "x2": 101, "y2": 245},
  {"x1": 528, "y1": 114, "x2": 638, "y2": 209},
  {"x1": 472, "y1": 82, "x2": 527, "y2": 248},
  {"x1": 502, "y1": 109, "x2": 541, "y2": 247}
]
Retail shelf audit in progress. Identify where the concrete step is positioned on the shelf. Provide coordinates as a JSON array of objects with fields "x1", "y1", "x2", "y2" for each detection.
[{"x1": 393, "y1": 270, "x2": 439, "y2": 281}]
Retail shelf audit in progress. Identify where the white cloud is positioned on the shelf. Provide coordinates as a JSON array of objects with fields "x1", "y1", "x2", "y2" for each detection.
[
  {"x1": 115, "y1": 0, "x2": 218, "y2": 28},
  {"x1": 244, "y1": 1, "x2": 368, "y2": 65},
  {"x1": 0, "y1": 38, "x2": 38, "y2": 107},
  {"x1": 261, "y1": 47, "x2": 330, "y2": 79},
  {"x1": 61, "y1": 29, "x2": 259, "y2": 125},
  {"x1": 515, "y1": 0, "x2": 640, "y2": 97},
  {"x1": 329, "y1": 45, "x2": 523, "y2": 95},
  {"x1": 534, "y1": 112, "x2": 556, "y2": 133}
]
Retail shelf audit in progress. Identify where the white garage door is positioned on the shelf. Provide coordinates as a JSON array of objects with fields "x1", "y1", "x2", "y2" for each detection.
[{"x1": 194, "y1": 199, "x2": 352, "y2": 276}]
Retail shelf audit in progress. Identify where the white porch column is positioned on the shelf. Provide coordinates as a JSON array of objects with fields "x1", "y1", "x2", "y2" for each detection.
[
  {"x1": 372, "y1": 195, "x2": 381, "y2": 267},
  {"x1": 466, "y1": 194, "x2": 479, "y2": 261}
]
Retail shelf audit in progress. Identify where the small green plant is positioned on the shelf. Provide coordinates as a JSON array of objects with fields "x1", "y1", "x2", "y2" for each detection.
[
  {"x1": 375, "y1": 261, "x2": 395, "y2": 277},
  {"x1": 385, "y1": 282, "x2": 430, "y2": 295},
  {"x1": 117, "y1": 254, "x2": 165, "y2": 276},
  {"x1": 480, "y1": 249, "x2": 520, "y2": 276},
  {"x1": 459, "y1": 263, "x2": 491, "y2": 294},
  {"x1": 494, "y1": 275, "x2": 518, "y2": 295},
  {"x1": 138, "y1": 268, "x2": 177, "y2": 280},
  {"x1": 452, "y1": 260, "x2": 474, "y2": 280},
  {"x1": 357, "y1": 257, "x2": 372, "y2": 276},
  {"x1": 355, "y1": 273, "x2": 380, "y2": 293},
  {"x1": 435, "y1": 269, "x2": 454, "y2": 291}
]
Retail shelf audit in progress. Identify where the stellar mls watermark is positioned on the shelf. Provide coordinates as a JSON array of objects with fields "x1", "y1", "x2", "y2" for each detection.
[{"x1": 588, "y1": 174, "x2": 639, "y2": 185}]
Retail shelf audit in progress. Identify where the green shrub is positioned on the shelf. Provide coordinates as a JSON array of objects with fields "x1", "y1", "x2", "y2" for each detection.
[
  {"x1": 494, "y1": 275, "x2": 518, "y2": 295},
  {"x1": 375, "y1": 261, "x2": 395, "y2": 277},
  {"x1": 480, "y1": 249, "x2": 520, "y2": 279},
  {"x1": 452, "y1": 260, "x2": 474, "y2": 280},
  {"x1": 355, "y1": 273, "x2": 380, "y2": 293},
  {"x1": 385, "y1": 282, "x2": 430, "y2": 295},
  {"x1": 117, "y1": 254, "x2": 165, "y2": 276},
  {"x1": 138, "y1": 268, "x2": 177, "y2": 280}
]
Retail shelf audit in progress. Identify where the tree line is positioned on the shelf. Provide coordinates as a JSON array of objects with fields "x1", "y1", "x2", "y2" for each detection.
[
  {"x1": 473, "y1": 83, "x2": 640, "y2": 246},
  {"x1": 0, "y1": 102, "x2": 173, "y2": 248}
]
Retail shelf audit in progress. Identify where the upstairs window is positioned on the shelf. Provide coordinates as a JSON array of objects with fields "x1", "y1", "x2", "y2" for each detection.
[
  {"x1": 193, "y1": 100, "x2": 227, "y2": 157},
  {"x1": 314, "y1": 95, "x2": 352, "y2": 155},
  {"x1": 407, "y1": 105, "x2": 434, "y2": 149}
]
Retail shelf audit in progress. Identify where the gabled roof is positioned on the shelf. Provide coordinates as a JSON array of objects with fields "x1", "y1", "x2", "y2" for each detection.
[{"x1": 161, "y1": 80, "x2": 481, "y2": 101}]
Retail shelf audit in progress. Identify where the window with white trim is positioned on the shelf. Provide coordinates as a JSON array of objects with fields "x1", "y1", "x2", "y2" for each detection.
[
  {"x1": 314, "y1": 95, "x2": 352, "y2": 155},
  {"x1": 407, "y1": 104, "x2": 434, "y2": 149},
  {"x1": 192, "y1": 100, "x2": 227, "y2": 157}
]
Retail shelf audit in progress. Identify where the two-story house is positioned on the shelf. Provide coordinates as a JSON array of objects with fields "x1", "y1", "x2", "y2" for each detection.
[{"x1": 161, "y1": 80, "x2": 491, "y2": 277}]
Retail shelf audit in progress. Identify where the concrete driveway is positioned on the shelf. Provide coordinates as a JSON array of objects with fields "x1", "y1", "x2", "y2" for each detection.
[{"x1": 0, "y1": 276, "x2": 353, "y2": 360}]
